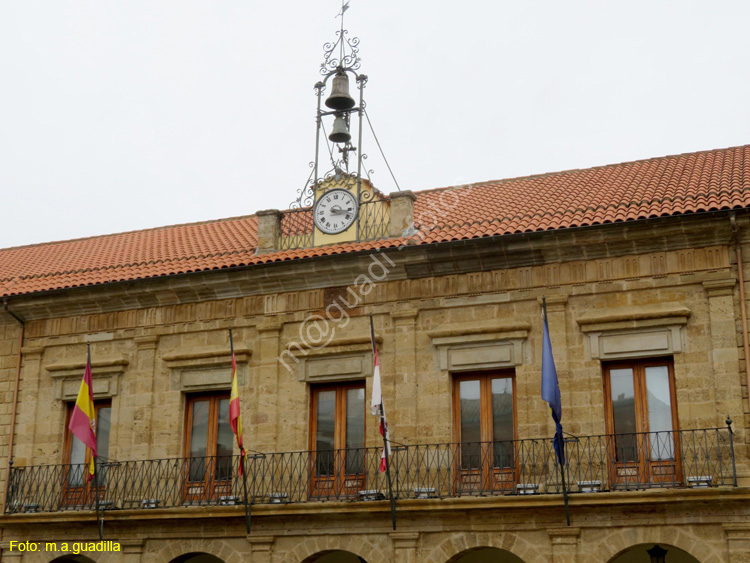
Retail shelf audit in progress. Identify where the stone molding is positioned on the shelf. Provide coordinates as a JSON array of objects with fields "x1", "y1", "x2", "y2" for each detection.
[
  {"x1": 134, "y1": 335, "x2": 159, "y2": 350},
  {"x1": 428, "y1": 320, "x2": 530, "y2": 371},
  {"x1": 290, "y1": 334, "x2": 382, "y2": 383},
  {"x1": 703, "y1": 276, "x2": 737, "y2": 297},
  {"x1": 538, "y1": 294, "x2": 568, "y2": 313},
  {"x1": 162, "y1": 346, "x2": 251, "y2": 392},
  {"x1": 46, "y1": 355, "x2": 129, "y2": 400},
  {"x1": 577, "y1": 302, "x2": 690, "y2": 361}
]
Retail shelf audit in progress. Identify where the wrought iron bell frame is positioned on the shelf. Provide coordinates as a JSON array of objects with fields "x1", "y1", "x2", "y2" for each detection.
[{"x1": 312, "y1": 66, "x2": 368, "y2": 211}]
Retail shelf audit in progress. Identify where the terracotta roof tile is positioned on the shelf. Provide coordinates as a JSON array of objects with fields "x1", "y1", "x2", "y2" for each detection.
[{"x1": 2, "y1": 145, "x2": 750, "y2": 297}]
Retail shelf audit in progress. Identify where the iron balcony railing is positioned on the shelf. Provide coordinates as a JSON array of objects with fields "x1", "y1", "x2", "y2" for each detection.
[{"x1": 4, "y1": 427, "x2": 736, "y2": 514}]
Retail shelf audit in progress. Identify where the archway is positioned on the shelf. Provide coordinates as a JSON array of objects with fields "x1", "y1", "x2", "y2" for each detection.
[
  {"x1": 49, "y1": 557, "x2": 96, "y2": 563},
  {"x1": 448, "y1": 547, "x2": 526, "y2": 563},
  {"x1": 302, "y1": 551, "x2": 368, "y2": 563},
  {"x1": 608, "y1": 544, "x2": 700, "y2": 563},
  {"x1": 168, "y1": 554, "x2": 226, "y2": 563}
]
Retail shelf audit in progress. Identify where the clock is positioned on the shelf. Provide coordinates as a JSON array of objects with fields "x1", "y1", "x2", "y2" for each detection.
[{"x1": 313, "y1": 188, "x2": 359, "y2": 234}]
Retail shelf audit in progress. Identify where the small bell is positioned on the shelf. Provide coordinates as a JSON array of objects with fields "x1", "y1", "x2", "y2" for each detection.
[
  {"x1": 329, "y1": 114, "x2": 351, "y2": 143},
  {"x1": 325, "y1": 72, "x2": 356, "y2": 110}
]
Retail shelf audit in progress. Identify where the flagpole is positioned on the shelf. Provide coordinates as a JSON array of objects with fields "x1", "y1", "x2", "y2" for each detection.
[
  {"x1": 542, "y1": 297, "x2": 570, "y2": 526},
  {"x1": 88, "y1": 344, "x2": 103, "y2": 540},
  {"x1": 230, "y1": 328, "x2": 251, "y2": 534},
  {"x1": 370, "y1": 315, "x2": 396, "y2": 530}
]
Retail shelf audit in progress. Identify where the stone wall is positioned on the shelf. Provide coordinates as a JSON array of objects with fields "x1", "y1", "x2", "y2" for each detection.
[{"x1": 1, "y1": 213, "x2": 750, "y2": 562}]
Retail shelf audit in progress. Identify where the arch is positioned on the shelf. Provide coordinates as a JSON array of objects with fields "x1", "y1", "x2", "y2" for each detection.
[
  {"x1": 300, "y1": 551, "x2": 368, "y2": 563},
  {"x1": 168, "y1": 553, "x2": 227, "y2": 563},
  {"x1": 425, "y1": 533, "x2": 545, "y2": 563},
  {"x1": 607, "y1": 544, "x2": 700, "y2": 563},
  {"x1": 286, "y1": 535, "x2": 385, "y2": 563},
  {"x1": 49, "y1": 557, "x2": 97, "y2": 563},
  {"x1": 581, "y1": 527, "x2": 726, "y2": 563},
  {"x1": 446, "y1": 547, "x2": 526, "y2": 563},
  {"x1": 148, "y1": 539, "x2": 246, "y2": 563}
]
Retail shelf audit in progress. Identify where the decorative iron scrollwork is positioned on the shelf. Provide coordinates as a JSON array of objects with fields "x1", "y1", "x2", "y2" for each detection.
[{"x1": 320, "y1": 31, "x2": 361, "y2": 75}]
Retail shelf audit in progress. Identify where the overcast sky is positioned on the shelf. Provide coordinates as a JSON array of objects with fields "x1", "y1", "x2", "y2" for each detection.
[{"x1": 1, "y1": 1, "x2": 749, "y2": 249}]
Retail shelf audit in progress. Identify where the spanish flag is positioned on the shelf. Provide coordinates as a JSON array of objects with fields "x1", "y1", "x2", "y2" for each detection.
[
  {"x1": 229, "y1": 338, "x2": 246, "y2": 476},
  {"x1": 68, "y1": 346, "x2": 97, "y2": 481}
]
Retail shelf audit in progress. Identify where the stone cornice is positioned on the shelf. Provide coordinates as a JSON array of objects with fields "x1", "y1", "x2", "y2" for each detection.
[
  {"x1": 1, "y1": 486, "x2": 748, "y2": 526},
  {"x1": 427, "y1": 320, "x2": 531, "y2": 340},
  {"x1": 576, "y1": 302, "x2": 691, "y2": 331},
  {"x1": 2, "y1": 212, "x2": 739, "y2": 321}
]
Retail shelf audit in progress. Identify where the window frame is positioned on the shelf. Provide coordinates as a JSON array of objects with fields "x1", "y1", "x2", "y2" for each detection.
[
  {"x1": 63, "y1": 399, "x2": 112, "y2": 468},
  {"x1": 182, "y1": 392, "x2": 234, "y2": 502},
  {"x1": 451, "y1": 370, "x2": 518, "y2": 445},
  {"x1": 451, "y1": 370, "x2": 517, "y2": 494},
  {"x1": 602, "y1": 358, "x2": 679, "y2": 440},
  {"x1": 602, "y1": 357, "x2": 681, "y2": 486},
  {"x1": 308, "y1": 381, "x2": 366, "y2": 498},
  {"x1": 62, "y1": 399, "x2": 112, "y2": 504}
]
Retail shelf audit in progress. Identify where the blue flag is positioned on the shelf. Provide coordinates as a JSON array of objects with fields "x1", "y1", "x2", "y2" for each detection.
[{"x1": 541, "y1": 300, "x2": 565, "y2": 466}]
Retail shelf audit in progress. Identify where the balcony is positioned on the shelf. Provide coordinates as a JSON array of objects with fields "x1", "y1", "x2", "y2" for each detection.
[{"x1": 4, "y1": 427, "x2": 736, "y2": 514}]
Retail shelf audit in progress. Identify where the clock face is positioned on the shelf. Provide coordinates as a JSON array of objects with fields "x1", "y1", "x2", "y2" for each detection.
[{"x1": 313, "y1": 188, "x2": 359, "y2": 234}]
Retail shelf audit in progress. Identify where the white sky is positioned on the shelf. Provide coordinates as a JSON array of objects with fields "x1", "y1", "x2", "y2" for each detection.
[{"x1": 1, "y1": 1, "x2": 749, "y2": 249}]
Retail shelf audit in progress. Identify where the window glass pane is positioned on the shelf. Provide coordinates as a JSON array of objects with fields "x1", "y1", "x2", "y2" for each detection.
[
  {"x1": 188, "y1": 400, "x2": 210, "y2": 481},
  {"x1": 316, "y1": 390, "x2": 336, "y2": 476},
  {"x1": 95, "y1": 406, "x2": 111, "y2": 486},
  {"x1": 459, "y1": 380, "x2": 482, "y2": 470},
  {"x1": 491, "y1": 378, "x2": 514, "y2": 468},
  {"x1": 68, "y1": 434, "x2": 86, "y2": 487},
  {"x1": 96, "y1": 407, "x2": 111, "y2": 461},
  {"x1": 645, "y1": 365, "x2": 674, "y2": 460},
  {"x1": 216, "y1": 398, "x2": 234, "y2": 480},
  {"x1": 345, "y1": 387, "x2": 365, "y2": 474},
  {"x1": 610, "y1": 368, "x2": 638, "y2": 462}
]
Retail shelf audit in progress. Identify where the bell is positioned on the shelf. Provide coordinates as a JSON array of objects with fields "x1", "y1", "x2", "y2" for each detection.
[
  {"x1": 328, "y1": 114, "x2": 351, "y2": 144},
  {"x1": 325, "y1": 72, "x2": 356, "y2": 110}
]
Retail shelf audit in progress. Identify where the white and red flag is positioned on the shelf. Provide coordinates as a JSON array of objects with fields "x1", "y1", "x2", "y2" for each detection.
[
  {"x1": 369, "y1": 329, "x2": 390, "y2": 473},
  {"x1": 229, "y1": 331, "x2": 247, "y2": 476}
]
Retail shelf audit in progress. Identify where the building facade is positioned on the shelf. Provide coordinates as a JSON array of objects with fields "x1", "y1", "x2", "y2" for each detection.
[{"x1": 1, "y1": 146, "x2": 750, "y2": 562}]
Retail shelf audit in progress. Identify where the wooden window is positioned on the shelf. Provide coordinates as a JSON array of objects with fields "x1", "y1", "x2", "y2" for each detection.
[
  {"x1": 453, "y1": 371, "x2": 516, "y2": 493},
  {"x1": 183, "y1": 393, "x2": 233, "y2": 501},
  {"x1": 63, "y1": 401, "x2": 111, "y2": 504},
  {"x1": 603, "y1": 358, "x2": 681, "y2": 486},
  {"x1": 309, "y1": 382, "x2": 365, "y2": 498}
]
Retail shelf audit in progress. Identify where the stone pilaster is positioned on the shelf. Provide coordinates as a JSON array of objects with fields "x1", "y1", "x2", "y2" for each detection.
[
  {"x1": 390, "y1": 306, "x2": 418, "y2": 438},
  {"x1": 702, "y1": 278, "x2": 746, "y2": 478},
  {"x1": 256, "y1": 317, "x2": 282, "y2": 451},
  {"x1": 247, "y1": 535, "x2": 275, "y2": 563},
  {"x1": 119, "y1": 538, "x2": 145, "y2": 563},
  {"x1": 0, "y1": 541, "x2": 24, "y2": 561},
  {"x1": 724, "y1": 523, "x2": 750, "y2": 563},
  {"x1": 14, "y1": 346, "x2": 43, "y2": 466},
  {"x1": 390, "y1": 532, "x2": 419, "y2": 563},
  {"x1": 134, "y1": 336, "x2": 158, "y2": 460},
  {"x1": 547, "y1": 527, "x2": 580, "y2": 563}
]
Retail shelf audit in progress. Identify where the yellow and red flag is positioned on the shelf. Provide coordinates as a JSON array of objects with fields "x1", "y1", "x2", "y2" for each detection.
[
  {"x1": 68, "y1": 347, "x2": 97, "y2": 481},
  {"x1": 229, "y1": 348, "x2": 246, "y2": 475}
]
